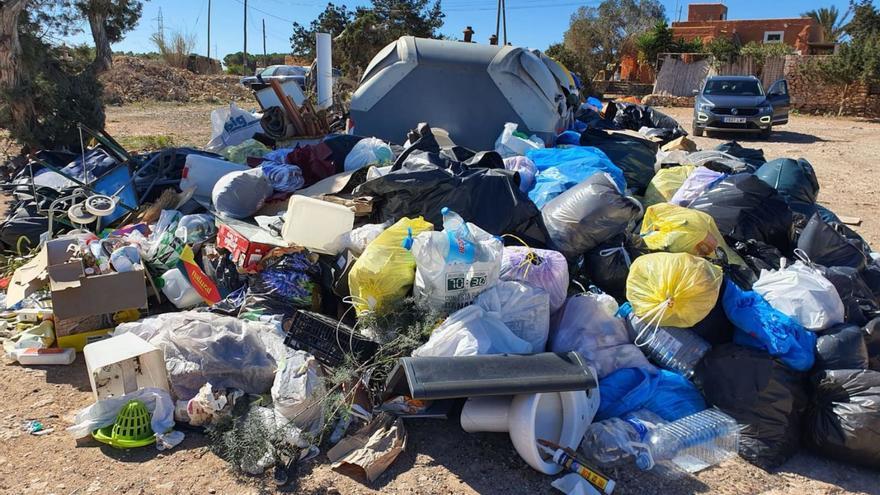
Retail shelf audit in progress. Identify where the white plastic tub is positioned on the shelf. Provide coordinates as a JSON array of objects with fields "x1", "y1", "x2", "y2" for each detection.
[{"x1": 282, "y1": 196, "x2": 354, "y2": 255}]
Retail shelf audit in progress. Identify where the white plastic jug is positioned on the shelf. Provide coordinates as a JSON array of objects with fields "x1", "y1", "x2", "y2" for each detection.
[
  {"x1": 180, "y1": 154, "x2": 248, "y2": 200},
  {"x1": 282, "y1": 196, "x2": 354, "y2": 255},
  {"x1": 161, "y1": 268, "x2": 203, "y2": 309}
]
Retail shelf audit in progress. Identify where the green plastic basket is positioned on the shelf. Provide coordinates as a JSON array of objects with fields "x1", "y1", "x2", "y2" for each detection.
[{"x1": 92, "y1": 400, "x2": 156, "y2": 449}]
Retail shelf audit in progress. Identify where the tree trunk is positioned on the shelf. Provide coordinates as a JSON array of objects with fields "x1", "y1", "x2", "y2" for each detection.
[
  {"x1": 88, "y1": 9, "x2": 112, "y2": 73},
  {"x1": 838, "y1": 83, "x2": 849, "y2": 118},
  {"x1": 0, "y1": 0, "x2": 35, "y2": 140}
]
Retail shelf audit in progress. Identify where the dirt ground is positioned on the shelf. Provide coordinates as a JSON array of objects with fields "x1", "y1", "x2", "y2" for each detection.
[{"x1": 1, "y1": 103, "x2": 879, "y2": 495}]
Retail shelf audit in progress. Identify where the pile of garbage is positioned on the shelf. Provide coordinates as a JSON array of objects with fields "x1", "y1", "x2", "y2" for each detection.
[{"x1": 2, "y1": 49, "x2": 880, "y2": 495}]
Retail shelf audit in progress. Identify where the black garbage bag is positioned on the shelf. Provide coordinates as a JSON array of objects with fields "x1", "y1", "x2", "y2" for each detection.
[
  {"x1": 755, "y1": 158, "x2": 820, "y2": 217},
  {"x1": 714, "y1": 141, "x2": 766, "y2": 168},
  {"x1": 865, "y1": 317, "x2": 880, "y2": 372},
  {"x1": 612, "y1": 102, "x2": 687, "y2": 140},
  {"x1": 355, "y1": 126, "x2": 549, "y2": 248},
  {"x1": 691, "y1": 282, "x2": 736, "y2": 346},
  {"x1": 542, "y1": 172, "x2": 643, "y2": 261},
  {"x1": 814, "y1": 324, "x2": 870, "y2": 370},
  {"x1": 578, "y1": 128, "x2": 657, "y2": 195},
  {"x1": 581, "y1": 232, "x2": 648, "y2": 302},
  {"x1": 733, "y1": 238, "x2": 783, "y2": 275},
  {"x1": 821, "y1": 266, "x2": 880, "y2": 326},
  {"x1": 574, "y1": 106, "x2": 619, "y2": 130},
  {"x1": 861, "y1": 263, "x2": 880, "y2": 301},
  {"x1": 694, "y1": 344, "x2": 808, "y2": 469},
  {"x1": 797, "y1": 214, "x2": 868, "y2": 271},
  {"x1": 0, "y1": 201, "x2": 50, "y2": 251},
  {"x1": 805, "y1": 369, "x2": 880, "y2": 469},
  {"x1": 689, "y1": 173, "x2": 794, "y2": 253}
]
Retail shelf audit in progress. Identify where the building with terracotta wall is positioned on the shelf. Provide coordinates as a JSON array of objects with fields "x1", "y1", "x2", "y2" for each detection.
[{"x1": 671, "y1": 3, "x2": 832, "y2": 54}]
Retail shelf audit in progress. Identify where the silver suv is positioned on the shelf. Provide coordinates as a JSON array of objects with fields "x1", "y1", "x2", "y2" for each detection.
[{"x1": 693, "y1": 76, "x2": 790, "y2": 139}]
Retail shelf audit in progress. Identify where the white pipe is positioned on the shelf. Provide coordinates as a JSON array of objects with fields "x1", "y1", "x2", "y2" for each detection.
[{"x1": 316, "y1": 32, "x2": 333, "y2": 110}]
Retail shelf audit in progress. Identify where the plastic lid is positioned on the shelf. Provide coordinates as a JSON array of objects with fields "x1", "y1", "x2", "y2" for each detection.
[
  {"x1": 401, "y1": 228, "x2": 414, "y2": 250},
  {"x1": 635, "y1": 451, "x2": 654, "y2": 471},
  {"x1": 440, "y1": 206, "x2": 450, "y2": 216}
]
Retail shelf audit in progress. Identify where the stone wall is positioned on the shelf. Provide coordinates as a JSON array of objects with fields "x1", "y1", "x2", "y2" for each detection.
[{"x1": 784, "y1": 55, "x2": 880, "y2": 117}]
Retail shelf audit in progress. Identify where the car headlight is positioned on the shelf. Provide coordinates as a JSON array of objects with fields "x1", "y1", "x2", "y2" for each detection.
[{"x1": 699, "y1": 103, "x2": 714, "y2": 112}]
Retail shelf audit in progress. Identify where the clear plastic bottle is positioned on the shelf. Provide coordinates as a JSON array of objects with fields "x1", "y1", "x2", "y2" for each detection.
[
  {"x1": 581, "y1": 409, "x2": 665, "y2": 465},
  {"x1": 626, "y1": 312, "x2": 710, "y2": 377},
  {"x1": 441, "y1": 207, "x2": 475, "y2": 263},
  {"x1": 635, "y1": 408, "x2": 740, "y2": 472}
]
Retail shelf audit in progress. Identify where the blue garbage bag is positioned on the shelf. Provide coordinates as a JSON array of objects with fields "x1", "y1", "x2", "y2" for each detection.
[
  {"x1": 526, "y1": 147, "x2": 626, "y2": 209},
  {"x1": 597, "y1": 367, "x2": 706, "y2": 421},
  {"x1": 723, "y1": 279, "x2": 817, "y2": 371}
]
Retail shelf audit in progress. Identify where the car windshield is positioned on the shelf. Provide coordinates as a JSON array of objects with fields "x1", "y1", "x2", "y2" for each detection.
[
  {"x1": 703, "y1": 80, "x2": 764, "y2": 96},
  {"x1": 260, "y1": 66, "x2": 279, "y2": 77}
]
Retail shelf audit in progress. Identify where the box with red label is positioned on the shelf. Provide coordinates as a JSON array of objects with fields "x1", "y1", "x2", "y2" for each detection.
[{"x1": 216, "y1": 217, "x2": 288, "y2": 269}]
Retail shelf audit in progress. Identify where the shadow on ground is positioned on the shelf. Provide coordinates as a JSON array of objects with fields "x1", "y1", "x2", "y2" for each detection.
[{"x1": 702, "y1": 129, "x2": 827, "y2": 144}]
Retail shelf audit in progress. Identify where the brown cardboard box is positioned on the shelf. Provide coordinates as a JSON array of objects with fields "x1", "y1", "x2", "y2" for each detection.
[
  {"x1": 45, "y1": 238, "x2": 148, "y2": 320},
  {"x1": 53, "y1": 313, "x2": 115, "y2": 338}
]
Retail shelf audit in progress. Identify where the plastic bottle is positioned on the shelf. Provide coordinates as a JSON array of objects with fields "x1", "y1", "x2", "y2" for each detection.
[
  {"x1": 635, "y1": 408, "x2": 739, "y2": 472},
  {"x1": 581, "y1": 409, "x2": 665, "y2": 465},
  {"x1": 175, "y1": 214, "x2": 218, "y2": 244},
  {"x1": 160, "y1": 268, "x2": 204, "y2": 308},
  {"x1": 624, "y1": 308, "x2": 710, "y2": 377},
  {"x1": 441, "y1": 207, "x2": 475, "y2": 263}
]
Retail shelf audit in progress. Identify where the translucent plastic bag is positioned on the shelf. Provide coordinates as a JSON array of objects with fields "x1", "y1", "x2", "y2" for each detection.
[
  {"x1": 206, "y1": 103, "x2": 262, "y2": 152},
  {"x1": 752, "y1": 260, "x2": 845, "y2": 331},
  {"x1": 67, "y1": 387, "x2": 176, "y2": 440},
  {"x1": 597, "y1": 367, "x2": 705, "y2": 421},
  {"x1": 669, "y1": 167, "x2": 725, "y2": 207},
  {"x1": 527, "y1": 147, "x2": 625, "y2": 209},
  {"x1": 412, "y1": 305, "x2": 532, "y2": 357},
  {"x1": 474, "y1": 281, "x2": 550, "y2": 353},
  {"x1": 626, "y1": 252, "x2": 723, "y2": 328},
  {"x1": 549, "y1": 291, "x2": 655, "y2": 379},
  {"x1": 640, "y1": 202, "x2": 743, "y2": 265},
  {"x1": 222, "y1": 138, "x2": 270, "y2": 164},
  {"x1": 344, "y1": 137, "x2": 394, "y2": 171},
  {"x1": 349, "y1": 217, "x2": 433, "y2": 315},
  {"x1": 412, "y1": 209, "x2": 502, "y2": 313},
  {"x1": 500, "y1": 246, "x2": 568, "y2": 312},
  {"x1": 271, "y1": 350, "x2": 325, "y2": 435},
  {"x1": 643, "y1": 165, "x2": 694, "y2": 206},
  {"x1": 502, "y1": 156, "x2": 537, "y2": 193},
  {"x1": 212, "y1": 168, "x2": 273, "y2": 219},
  {"x1": 494, "y1": 122, "x2": 544, "y2": 158}
]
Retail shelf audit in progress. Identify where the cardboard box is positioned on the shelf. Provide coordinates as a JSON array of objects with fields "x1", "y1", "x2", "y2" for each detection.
[
  {"x1": 54, "y1": 313, "x2": 115, "y2": 338},
  {"x1": 216, "y1": 217, "x2": 287, "y2": 269},
  {"x1": 45, "y1": 238, "x2": 148, "y2": 320}
]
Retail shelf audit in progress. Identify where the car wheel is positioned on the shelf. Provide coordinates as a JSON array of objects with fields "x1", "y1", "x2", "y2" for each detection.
[
  {"x1": 760, "y1": 126, "x2": 772, "y2": 139},
  {"x1": 693, "y1": 125, "x2": 704, "y2": 137}
]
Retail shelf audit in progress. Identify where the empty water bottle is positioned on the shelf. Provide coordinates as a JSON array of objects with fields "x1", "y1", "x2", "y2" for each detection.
[
  {"x1": 581, "y1": 409, "x2": 665, "y2": 465},
  {"x1": 624, "y1": 308, "x2": 710, "y2": 377},
  {"x1": 441, "y1": 207, "x2": 475, "y2": 263},
  {"x1": 635, "y1": 408, "x2": 739, "y2": 472}
]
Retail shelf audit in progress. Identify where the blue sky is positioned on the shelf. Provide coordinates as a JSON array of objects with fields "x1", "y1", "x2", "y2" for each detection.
[{"x1": 63, "y1": 0, "x2": 851, "y2": 60}]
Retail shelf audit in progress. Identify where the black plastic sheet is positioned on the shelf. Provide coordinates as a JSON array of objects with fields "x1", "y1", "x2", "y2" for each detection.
[
  {"x1": 578, "y1": 128, "x2": 657, "y2": 195},
  {"x1": 797, "y1": 214, "x2": 868, "y2": 271}
]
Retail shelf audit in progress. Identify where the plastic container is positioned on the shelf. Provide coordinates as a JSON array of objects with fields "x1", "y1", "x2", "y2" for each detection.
[
  {"x1": 179, "y1": 154, "x2": 248, "y2": 200},
  {"x1": 13, "y1": 347, "x2": 76, "y2": 365},
  {"x1": 174, "y1": 214, "x2": 217, "y2": 244},
  {"x1": 282, "y1": 310, "x2": 378, "y2": 367},
  {"x1": 628, "y1": 315, "x2": 711, "y2": 377},
  {"x1": 581, "y1": 409, "x2": 665, "y2": 465},
  {"x1": 636, "y1": 408, "x2": 740, "y2": 472},
  {"x1": 84, "y1": 333, "x2": 171, "y2": 400},
  {"x1": 281, "y1": 196, "x2": 355, "y2": 255},
  {"x1": 160, "y1": 268, "x2": 203, "y2": 309}
]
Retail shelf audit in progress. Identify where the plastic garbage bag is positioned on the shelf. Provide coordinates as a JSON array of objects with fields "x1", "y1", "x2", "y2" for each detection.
[
  {"x1": 143, "y1": 209, "x2": 184, "y2": 272},
  {"x1": 67, "y1": 387, "x2": 176, "y2": 440},
  {"x1": 222, "y1": 138, "x2": 271, "y2": 164},
  {"x1": 212, "y1": 168, "x2": 273, "y2": 219},
  {"x1": 349, "y1": 217, "x2": 433, "y2": 315},
  {"x1": 331, "y1": 221, "x2": 392, "y2": 257},
  {"x1": 640, "y1": 202, "x2": 743, "y2": 265},
  {"x1": 723, "y1": 279, "x2": 817, "y2": 371},
  {"x1": 805, "y1": 369, "x2": 880, "y2": 469},
  {"x1": 474, "y1": 281, "x2": 550, "y2": 353},
  {"x1": 502, "y1": 156, "x2": 537, "y2": 193},
  {"x1": 526, "y1": 147, "x2": 626, "y2": 208},
  {"x1": 412, "y1": 209, "x2": 503, "y2": 313},
  {"x1": 578, "y1": 129, "x2": 657, "y2": 194},
  {"x1": 689, "y1": 174, "x2": 794, "y2": 252},
  {"x1": 612, "y1": 103, "x2": 687, "y2": 141},
  {"x1": 542, "y1": 173, "x2": 643, "y2": 261},
  {"x1": 412, "y1": 305, "x2": 532, "y2": 357},
  {"x1": 115, "y1": 311, "x2": 287, "y2": 400},
  {"x1": 549, "y1": 292, "x2": 655, "y2": 379},
  {"x1": 344, "y1": 137, "x2": 394, "y2": 171},
  {"x1": 240, "y1": 250, "x2": 320, "y2": 319},
  {"x1": 206, "y1": 102, "x2": 262, "y2": 153},
  {"x1": 597, "y1": 368, "x2": 705, "y2": 422},
  {"x1": 752, "y1": 260, "x2": 845, "y2": 331},
  {"x1": 626, "y1": 252, "x2": 723, "y2": 328},
  {"x1": 694, "y1": 343, "x2": 808, "y2": 469},
  {"x1": 499, "y1": 246, "x2": 569, "y2": 312},
  {"x1": 821, "y1": 266, "x2": 880, "y2": 326},
  {"x1": 755, "y1": 158, "x2": 819, "y2": 216},
  {"x1": 261, "y1": 163, "x2": 305, "y2": 193},
  {"x1": 714, "y1": 141, "x2": 766, "y2": 167},
  {"x1": 866, "y1": 317, "x2": 880, "y2": 372},
  {"x1": 581, "y1": 233, "x2": 647, "y2": 302},
  {"x1": 814, "y1": 324, "x2": 870, "y2": 370},
  {"x1": 271, "y1": 350, "x2": 325, "y2": 435},
  {"x1": 797, "y1": 213, "x2": 869, "y2": 271},
  {"x1": 669, "y1": 167, "x2": 725, "y2": 207},
  {"x1": 643, "y1": 165, "x2": 694, "y2": 206},
  {"x1": 495, "y1": 122, "x2": 544, "y2": 158},
  {"x1": 681, "y1": 150, "x2": 754, "y2": 174}
]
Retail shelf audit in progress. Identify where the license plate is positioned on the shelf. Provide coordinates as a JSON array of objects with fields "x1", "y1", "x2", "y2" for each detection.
[{"x1": 723, "y1": 116, "x2": 747, "y2": 124}]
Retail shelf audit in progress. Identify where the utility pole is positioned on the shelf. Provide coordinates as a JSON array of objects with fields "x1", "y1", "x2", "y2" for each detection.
[
  {"x1": 243, "y1": 0, "x2": 248, "y2": 71},
  {"x1": 262, "y1": 19, "x2": 267, "y2": 58},
  {"x1": 207, "y1": 0, "x2": 211, "y2": 59}
]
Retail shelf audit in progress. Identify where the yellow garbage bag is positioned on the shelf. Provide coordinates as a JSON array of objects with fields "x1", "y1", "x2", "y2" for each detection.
[
  {"x1": 349, "y1": 217, "x2": 433, "y2": 315},
  {"x1": 640, "y1": 202, "x2": 745, "y2": 265},
  {"x1": 643, "y1": 166, "x2": 695, "y2": 206},
  {"x1": 626, "y1": 252, "x2": 722, "y2": 328}
]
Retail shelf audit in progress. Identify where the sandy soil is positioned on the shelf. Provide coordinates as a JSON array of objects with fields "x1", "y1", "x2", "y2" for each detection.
[{"x1": 0, "y1": 103, "x2": 879, "y2": 495}]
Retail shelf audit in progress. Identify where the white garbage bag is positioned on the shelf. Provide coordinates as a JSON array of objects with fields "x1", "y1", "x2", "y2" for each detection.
[
  {"x1": 206, "y1": 102, "x2": 263, "y2": 152},
  {"x1": 474, "y1": 281, "x2": 550, "y2": 353},
  {"x1": 271, "y1": 350, "x2": 325, "y2": 436},
  {"x1": 494, "y1": 122, "x2": 544, "y2": 158},
  {"x1": 67, "y1": 387, "x2": 176, "y2": 441},
  {"x1": 752, "y1": 260, "x2": 845, "y2": 331},
  {"x1": 412, "y1": 305, "x2": 532, "y2": 357}
]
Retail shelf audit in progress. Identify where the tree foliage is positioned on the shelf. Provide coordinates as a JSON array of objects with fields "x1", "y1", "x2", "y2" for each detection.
[
  {"x1": 546, "y1": 42, "x2": 593, "y2": 93},
  {"x1": 803, "y1": 5, "x2": 852, "y2": 43},
  {"x1": 705, "y1": 36, "x2": 739, "y2": 66},
  {"x1": 561, "y1": 0, "x2": 665, "y2": 80},
  {"x1": 635, "y1": 20, "x2": 703, "y2": 65},
  {"x1": 290, "y1": 3, "x2": 353, "y2": 59}
]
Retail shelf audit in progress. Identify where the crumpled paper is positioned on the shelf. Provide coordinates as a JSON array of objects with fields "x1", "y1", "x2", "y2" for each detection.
[{"x1": 326, "y1": 413, "x2": 406, "y2": 482}]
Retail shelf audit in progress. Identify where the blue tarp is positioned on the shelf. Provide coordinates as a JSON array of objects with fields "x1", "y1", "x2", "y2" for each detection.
[{"x1": 526, "y1": 147, "x2": 626, "y2": 209}]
